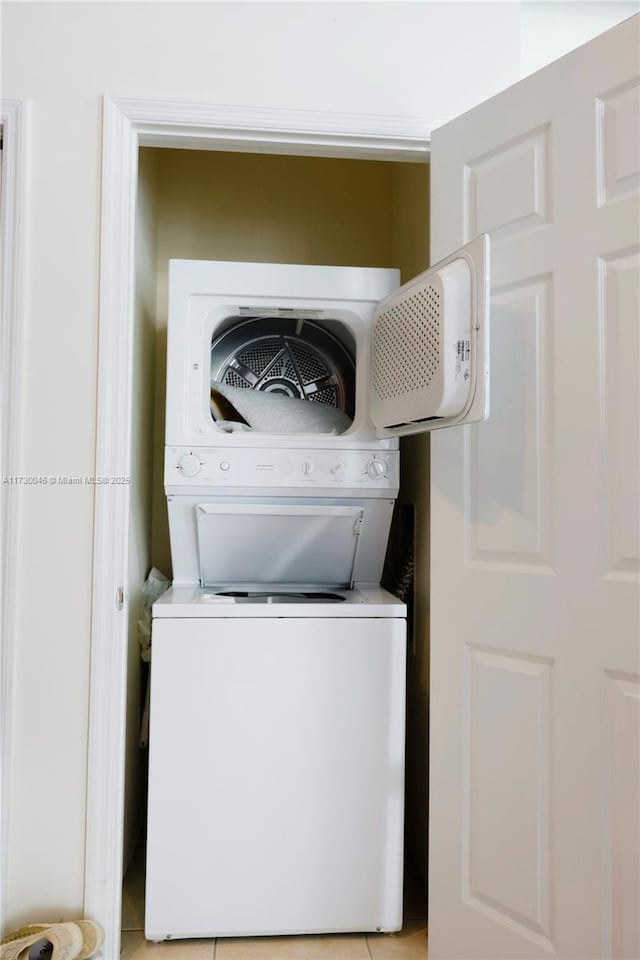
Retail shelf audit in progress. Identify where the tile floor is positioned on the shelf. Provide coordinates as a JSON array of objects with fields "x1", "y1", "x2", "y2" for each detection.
[{"x1": 121, "y1": 843, "x2": 427, "y2": 959}]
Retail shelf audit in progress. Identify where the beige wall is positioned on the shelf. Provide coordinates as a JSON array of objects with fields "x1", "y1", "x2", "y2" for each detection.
[{"x1": 2, "y1": 0, "x2": 520, "y2": 927}]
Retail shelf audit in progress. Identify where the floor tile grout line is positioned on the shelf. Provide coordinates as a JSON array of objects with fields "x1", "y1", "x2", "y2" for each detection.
[{"x1": 364, "y1": 932, "x2": 374, "y2": 960}]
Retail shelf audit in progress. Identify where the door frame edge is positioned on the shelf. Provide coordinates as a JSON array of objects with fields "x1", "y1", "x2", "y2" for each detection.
[
  {"x1": 0, "y1": 98, "x2": 28, "y2": 937},
  {"x1": 85, "y1": 94, "x2": 431, "y2": 958}
]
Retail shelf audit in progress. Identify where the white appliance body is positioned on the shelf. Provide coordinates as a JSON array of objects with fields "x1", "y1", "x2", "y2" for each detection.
[
  {"x1": 145, "y1": 587, "x2": 407, "y2": 941},
  {"x1": 166, "y1": 259, "x2": 400, "y2": 452},
  {"x1": 147, "y1": 249, "x2": 488, "y2": 940},
  {"x1": 166, "y1": 260, "x2": 402, "y2": 586},
  {"x1": 166, "y1": 243, "x2": 489, "y2": 456},
  {"x1": 165, "y1": 251, "x2": 489, "y2": 585}
]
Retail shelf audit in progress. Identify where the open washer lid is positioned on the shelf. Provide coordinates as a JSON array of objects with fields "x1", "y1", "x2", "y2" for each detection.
[{"x1": 195, "y1": 503, "x2": 364, "y2": 588}]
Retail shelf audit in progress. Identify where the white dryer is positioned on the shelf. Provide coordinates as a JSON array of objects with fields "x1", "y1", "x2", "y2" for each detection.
[
  {"x1": 165, "y1": 241, "x2": 489, "y2": 458},
  {"x1": 164, "y1": 242, "x2": 489, "y2": 585}
]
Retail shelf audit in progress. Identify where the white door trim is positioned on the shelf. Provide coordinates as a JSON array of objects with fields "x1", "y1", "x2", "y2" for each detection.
[
  {"x1": 0, "y1": 98, "x2": 27, "y2": 936},
  {"x1": 85, "y1": 95, "x2": 430, "y2": 958}
]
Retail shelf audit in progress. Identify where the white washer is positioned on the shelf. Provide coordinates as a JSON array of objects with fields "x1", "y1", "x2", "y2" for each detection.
[{"x1": 145, "y1": 586, "x2": 406, "y2": 941}]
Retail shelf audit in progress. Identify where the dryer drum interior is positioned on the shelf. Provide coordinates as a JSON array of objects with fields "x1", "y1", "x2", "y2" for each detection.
[{"x1": 210, "y1": 317, "x2": 356, "y2": 420}]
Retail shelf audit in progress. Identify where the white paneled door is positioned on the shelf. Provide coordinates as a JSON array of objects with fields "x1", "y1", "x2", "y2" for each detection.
[{"x1": 429, "y1": 16, "x2": 639, "y2": 960}]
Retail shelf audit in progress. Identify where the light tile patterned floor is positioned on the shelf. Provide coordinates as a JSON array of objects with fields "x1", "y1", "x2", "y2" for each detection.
[{"x1": 121, "y1": 844, "x2": 427, "y2": 959}]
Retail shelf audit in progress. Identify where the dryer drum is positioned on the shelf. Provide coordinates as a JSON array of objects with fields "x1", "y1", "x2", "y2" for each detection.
[{"x1": 210, "y1": 318, "x2": 355, "y2": 419}]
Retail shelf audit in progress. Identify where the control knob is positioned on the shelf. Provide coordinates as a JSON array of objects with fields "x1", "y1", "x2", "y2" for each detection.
[
  {"x1": 177, "y1": 453, "x2": 202, "y2": 478},
  {"x1": 366, "y1": 457, "x2": 387, "y2": 480}
]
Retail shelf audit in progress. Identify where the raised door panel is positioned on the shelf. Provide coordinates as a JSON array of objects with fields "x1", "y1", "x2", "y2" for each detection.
[
  {"x1": 597, "y1": 79, "x2": 640, "y2": 205},
  {"x1": 603, "y1": 673, "x2": 640, "y2": 958},
  {"x1": 465, "y1": 125, "x2": 552, "y2": 242},
  {"x1": 463, "y1": 647, "x2": 552, "y2": 948},
  {"x1": 466, "y1": 276, "x2": 553, "y2": 571},
  {"x1": 599, "y1": 248, "x2": 640, "y2": 579}
]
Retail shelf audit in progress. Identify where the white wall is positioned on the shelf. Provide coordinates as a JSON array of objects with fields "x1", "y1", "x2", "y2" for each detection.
[
  {"x1": 1, "y1": 0, "x2": 520, "y2": 928},
  {"x1": 520, "y1": 1, "x2": 640, "y2": 77}
]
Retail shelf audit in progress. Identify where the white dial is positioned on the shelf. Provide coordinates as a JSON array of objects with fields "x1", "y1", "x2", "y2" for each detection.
[
  {"x1": 177, "y1": 453, "x2": 202, "y2": 478},
  {"x1": 366, "y1": 457, "x2": 387, "y2": 480}
]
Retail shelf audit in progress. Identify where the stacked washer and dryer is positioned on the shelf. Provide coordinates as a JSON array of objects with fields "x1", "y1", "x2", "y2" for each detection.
[{"x1": 146, "y1": 243, "x2": 489, "y2": 942}]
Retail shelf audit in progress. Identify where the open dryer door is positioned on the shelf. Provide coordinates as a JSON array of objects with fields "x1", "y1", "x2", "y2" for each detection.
[{"x1": 370, "y1": 234, "x2": 489, "y2": 436}]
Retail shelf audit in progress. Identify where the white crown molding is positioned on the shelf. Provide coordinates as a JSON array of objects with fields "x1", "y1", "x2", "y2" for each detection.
[
  {"x1": 113, "y1": 96, "x2": 432, "y2": 160},
  {"x1": 0, "y1": 98, "x2": 27, "y2": 936},
  {"x1": 85, "y1": 95, "x2": 430, "y2": 960}
]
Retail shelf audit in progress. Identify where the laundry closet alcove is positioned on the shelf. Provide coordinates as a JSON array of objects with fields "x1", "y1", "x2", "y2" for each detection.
[{"x1": 85, "y1": 97, "x2": 432, "y2": 959}]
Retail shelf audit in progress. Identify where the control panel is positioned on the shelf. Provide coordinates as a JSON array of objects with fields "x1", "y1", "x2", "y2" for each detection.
[{"x1": 166, "y1": 447, "x2": 399, "y2": 492}]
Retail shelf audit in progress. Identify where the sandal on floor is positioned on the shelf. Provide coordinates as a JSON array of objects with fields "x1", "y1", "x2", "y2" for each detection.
[
  {"x1": 0, "y1": 922, "x2": 82, "y2": 960},
  {"x1": 0, "y1": 920, "x2": 102, "y2": 960},
  {"x1": 70, "y1": 922, "x2": 103, "y2": 960}
]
